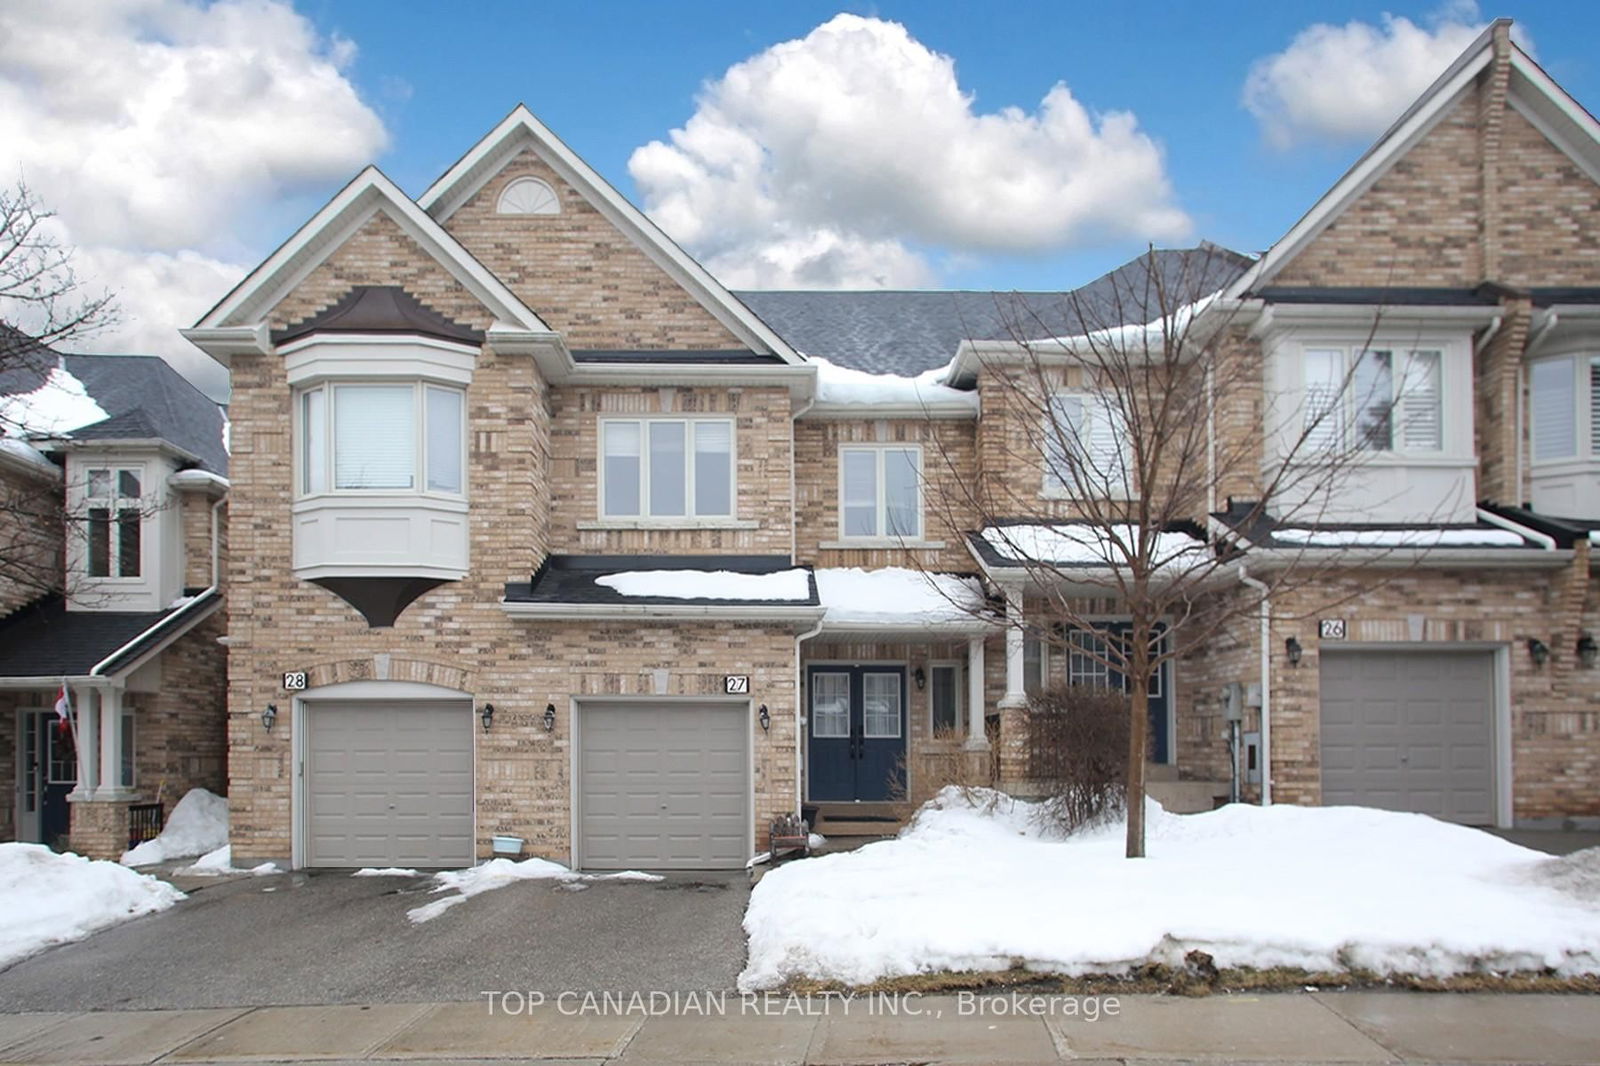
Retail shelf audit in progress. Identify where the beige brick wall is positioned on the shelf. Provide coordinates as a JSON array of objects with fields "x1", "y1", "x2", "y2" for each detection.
[
  {"x1": 0, "y1": 463, "x2": 63, "y2": 617},
  {"x1": 443, "y1": 149, "x2": 744, "y2": 351},
  {"x1": 179, "y1": 494, "x2": 225, "y2": 591}
]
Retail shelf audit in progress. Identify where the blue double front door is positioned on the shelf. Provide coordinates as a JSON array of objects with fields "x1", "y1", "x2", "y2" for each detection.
[{"x1": 806, "y1": 665, "x2": 906, "y2": 802}]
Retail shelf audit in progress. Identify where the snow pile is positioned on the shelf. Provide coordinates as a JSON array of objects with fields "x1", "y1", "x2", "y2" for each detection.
[
  {"x1": 407, "y1": 858, "x2": 664, "y2": 923},
  {"x1": 0, "y1": 366, "x2": 108, "y2": 436},
  {"x1": 814, "y1": 567, "x2": 988, "y2": 625},
  {"x1": 811, "y1": 357, "x2": 976, "y2": 411},
  {"x1": 1275, "y1": 528, "x2": 1525, "y2": 549},
  {"x1": 174, "y1": 846, "x2": 278, "y2": 877},
  {"x1": 597, "y1": 568, "x2": 811, "y2": 602},
  {"x1": 0, "y1": 843, "x2": 184, "y2": 968},
  {"x1": 353, "y1": 867, "x2": 421, "y2": 878},
  {"x1": 1521, "y1": 846, "x2": 1600, "y2": 903},
  {"x1": 981, "y1": 524, "x2": 1208, "y2": 569},
  {"x1": 121, "y1": 788, "x2": 229, "y2": 866},
  {"x1": 740, "y1": 788, "x2": 1600, "y2": 990}
]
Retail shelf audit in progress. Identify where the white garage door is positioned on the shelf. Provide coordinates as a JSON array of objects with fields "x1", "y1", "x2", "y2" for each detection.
[
  {"x1": 577, "y1": 702, "x2": 749, "y2": 870},
  {"x1": 1319, "y1": 650, "x2": 1495, "y2": 824},
  {"x1": 305, "y1": 699, "x2": 474, "y2": 867}
]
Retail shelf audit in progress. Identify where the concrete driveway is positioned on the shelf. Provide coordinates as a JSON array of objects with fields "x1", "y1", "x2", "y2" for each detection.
[{"x1": 0, "y1": 868, "x2": 750, "y2": 1011}]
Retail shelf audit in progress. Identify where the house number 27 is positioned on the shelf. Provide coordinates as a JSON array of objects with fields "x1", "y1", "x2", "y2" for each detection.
[{"x1": 724, "y1": 675, "x2": 750, "y2": 695}]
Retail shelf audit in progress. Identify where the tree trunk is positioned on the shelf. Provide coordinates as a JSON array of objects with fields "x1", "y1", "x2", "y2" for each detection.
[{"x1": 1124, "y1": 633, "x2": 1150, "y2": 858}]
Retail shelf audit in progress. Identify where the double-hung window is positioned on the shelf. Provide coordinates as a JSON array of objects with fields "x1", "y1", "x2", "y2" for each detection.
[
  {"x1": 85, "y1": 467, "x2": 142, "y2": 578},
  {"x1": 1044, "y1": 392, "x2": 1128, "y2": 494},
  {"x1": 299, "y1": 383, "x2": 465, "y2": 497},
  {"x1": 1529, "y1": 355, "x2": 1600, "y2": 463},
  {"x1": 840, "y1": 446, "x2": 921, "y2": 539},
  {"x1": 601, "y1": 418, "x2": 734, "y2": 519},
  {"x1": 1304, "y1": 347, "x2": 1442, "y2": 453}
]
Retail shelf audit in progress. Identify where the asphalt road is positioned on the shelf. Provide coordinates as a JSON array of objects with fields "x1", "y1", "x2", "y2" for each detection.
[{"x1": 0, "y1": 868, "x2": 751, "y2": 1012}]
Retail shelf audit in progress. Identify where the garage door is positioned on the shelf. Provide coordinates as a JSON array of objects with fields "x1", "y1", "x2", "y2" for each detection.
[
  {"x1": 577, "y1": 702, "x2": 748, "y2": 870},
  {"x1": 305, "y1": 700, "x2": 473, "y2": 867},
  {"x1": 1319, "y1": 650, "x2": 1494, "y2": 824}
]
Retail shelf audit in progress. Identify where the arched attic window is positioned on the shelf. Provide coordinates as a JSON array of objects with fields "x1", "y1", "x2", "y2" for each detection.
[{"x1": 497, "y1": 176, "x2": 560, "y2": 215}]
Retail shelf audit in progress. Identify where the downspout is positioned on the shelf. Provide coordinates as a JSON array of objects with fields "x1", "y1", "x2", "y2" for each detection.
[
  {"x1": 1235, "y1": 564, "x2": 1271, "y2": 806},
  {"x1": 790, "y1": 375, "x2": 819, "y2": 823},
  {"x1": 1205, "y1": 362, "x2": 1217, "y2": 516}
]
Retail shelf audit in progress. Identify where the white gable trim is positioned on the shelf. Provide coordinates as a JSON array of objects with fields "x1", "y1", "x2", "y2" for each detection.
[
  {"x1": 190, "y1": 166, "x2": 551, "y2": 337},
  {"x1": 417, "y1": 105, "x2": 802, "y2": 364},
  {"x1": 1506, "y1": 57, "x2": 1600, "y2": 188}
]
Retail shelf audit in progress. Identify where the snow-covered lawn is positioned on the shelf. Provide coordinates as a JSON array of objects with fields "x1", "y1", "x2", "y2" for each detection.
[
  {"x1": 121, "y1": 788, "x2": 229, "y2": 866},
  {"x1": 398, "y1": 858, "x2": 664, "y2": 923},
  {"x1": 741, "y1": 789, "x2": 1600, "y2": 991},
  {"x1": 0, "y1": 844, "x2": 184, "y2": 969}
]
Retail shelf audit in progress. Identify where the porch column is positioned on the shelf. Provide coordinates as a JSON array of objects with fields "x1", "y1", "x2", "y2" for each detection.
[
  {"x1": 98, "y1": 686, "x2": 128, "y2": 799},
  {"x1": 999, "y1": 588, "x2": 1027, "y2": 708},
  {"x1": 70, "y1": 685, "x2": 99, "y2": 800},
  {"x1": 965, "y1": 635, "x2": 989, "y2": 750}
]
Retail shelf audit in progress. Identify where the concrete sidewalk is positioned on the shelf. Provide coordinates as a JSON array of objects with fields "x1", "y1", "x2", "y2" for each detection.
[{"x1": 1, "y1": 991, "x2": 1598, "y2": 1065}]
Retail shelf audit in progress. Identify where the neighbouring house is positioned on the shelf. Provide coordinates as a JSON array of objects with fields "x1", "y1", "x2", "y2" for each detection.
[
  {"x1": 0, "y1": 340, "x2": 229, "y2": 858},
  {"x1": 184, "y1": 17, "x2": 1599, "y2": 872}
]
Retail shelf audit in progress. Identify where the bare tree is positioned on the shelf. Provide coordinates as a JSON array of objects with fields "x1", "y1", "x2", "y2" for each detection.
[{"x1": 929, "y1": 246, "x2": 1439, "y2": 858}]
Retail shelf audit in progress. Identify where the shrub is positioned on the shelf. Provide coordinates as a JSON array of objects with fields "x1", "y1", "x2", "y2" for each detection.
[{"x1": 1027, "y1": 684, "x2": 1131, "y2": 831}]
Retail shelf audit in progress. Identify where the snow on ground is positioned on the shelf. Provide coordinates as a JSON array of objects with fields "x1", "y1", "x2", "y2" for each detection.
[
  {"x1": 0, "y1": 366, "x2": 108, "y2": 436},
  {"x1": 173, "y1": 845, "x2": 278, "y2": 877},
  {"x1": 740, "y1": 788, "x2": 1600, "y2": 990},
  {"x1": 1274, "y1": 528, "x2": 1525, "y2": 548},
  {"x1": 981, "y1": 524, "x2": 1207, "y2": 568},
  {"x1": 353, "y1": 867, "x2": 421, "y2": 878},
  {"x1": 0, "y1": 843, "x2": 184, "y2": 969},
  {"x1": 597, "y1": 568, "x2": 811, "y2": 601},
  {"x1": 405, "y1": 858, "x2": 665, "y2": 923},
  {"x1": 121, "y1": 788, "x2": 229, "y2": 866},
  {"x1": 811, "y1": 356, "x2": 977, "y2": 410},
  {"x1": 814, "y1": 567, "x2": 987, "y2": 625}
]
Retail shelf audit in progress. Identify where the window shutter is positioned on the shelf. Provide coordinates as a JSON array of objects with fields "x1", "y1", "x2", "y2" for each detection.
[
  {"x1": 334, "y1": 385, "x2": 415, "y2": 490},
  {"x1": 1532, "y1": 358, "x2": 1576, "y2": 461},
  {"x1": 1303, "y1": 349, "x2": 1344, "y2": 451},
  {"x1": 1400, "y1": 350, "x2": 1442, "y2": 451}
]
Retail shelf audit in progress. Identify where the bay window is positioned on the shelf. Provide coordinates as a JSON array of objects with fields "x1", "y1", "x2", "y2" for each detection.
[
  {"x1": 1304, "y1": 347, "x2": 1442, "y2": 453},
  {"x1": 840, "y1": 445, "x2": 921, "y2": 539},
  {"x1": 298, "y1": 383, "x2": 465, "y2": 497},
  {"x1": 1529, "y1": 355, "x2": 1600, "y2": 462},
  {"x1": 85, "y1": 467, "x2": 142, "y2": 579},
  {"x1": 600, "y1": 418, "x2": 734, "y2": 520}
]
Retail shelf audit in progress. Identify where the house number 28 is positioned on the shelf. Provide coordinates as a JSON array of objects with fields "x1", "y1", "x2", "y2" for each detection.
[{"x1": 283, "y1": 671, "x2": 308, "y2": 691}]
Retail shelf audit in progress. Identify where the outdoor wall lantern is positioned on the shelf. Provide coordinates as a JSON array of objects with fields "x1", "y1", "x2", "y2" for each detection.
[
  {"x1": 1579, "y1": 634, "x2": 1598, "y2": 669},
  {"x1": 543, "y1": 703, "x2": 557, "y2": 732},
  {"x1": 260, "y1": 704, "x2": 278, "y2": 732},
  {"x1": 1284, "y1": 636, "x2": 1303, "y2": 667},
  {"x1": 1528, "y1": 638, "x2": 1551, "y2": 667},
  {"x1": 480, "y1": 703, "x2": 495, "y2": 732},
  {"x1": 913, "y1": 667, "x2": 927, "y2": 690},
  {"x1": 758, "y1": 704, "x2": 771, "y2": 732}
]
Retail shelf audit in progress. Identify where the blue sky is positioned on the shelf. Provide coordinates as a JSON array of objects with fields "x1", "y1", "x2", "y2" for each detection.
[{"x1": 3, "y1": 1, "x2": 1597, "y2": 395}]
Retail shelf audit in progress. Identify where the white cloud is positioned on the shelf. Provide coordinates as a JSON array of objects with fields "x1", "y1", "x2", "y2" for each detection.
[
  {"x1": 1242, "y1": 3, "x2": 1522, "y2": 149},
  {"x1": 629, "y1": 14, "x2": 1189, "y2": 289},
  {"x1": 0, "y1": 0, "x2": 388, "y2": 396}
]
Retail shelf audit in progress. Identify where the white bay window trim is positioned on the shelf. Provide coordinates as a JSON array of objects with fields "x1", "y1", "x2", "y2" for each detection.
[
  {"x1": 297, "y1": 382, "x2": 465, "y2": 500},
  {"x1": 837, "y1": 444, "x2": 923, "y2": 542},
  {"x1": 1302, "y1": 345, "x2": 1444, "y2": 455},
  {"x1": 598, "y1": 416, "x2": 736, "y2": 523}
]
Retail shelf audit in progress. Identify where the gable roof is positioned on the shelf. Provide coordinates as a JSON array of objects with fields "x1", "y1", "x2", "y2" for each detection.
[
  {"x1": 187, "y1": 166, "x2": 550, "y2": 355},
  {"x1": 736, "y1": 245, "x2": 1251, "y2": 376},
  {"x1": 417, "y1": 104, "x2": 802, "y2": 364},
  {"x1": 1229, "y1": 19, "x2": 1600, "y2": 297}
]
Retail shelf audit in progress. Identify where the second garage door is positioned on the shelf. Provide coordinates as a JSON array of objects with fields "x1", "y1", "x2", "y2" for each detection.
[
  {"x1": 1319, "y1": 650, "x2": 1495, "y2": 824},
  {"x1": 305, "y1": 699, "x2": 474, "y2": 867},
  {"x1": 577, "y1": 702, "x2": 749, "y2": 870}
]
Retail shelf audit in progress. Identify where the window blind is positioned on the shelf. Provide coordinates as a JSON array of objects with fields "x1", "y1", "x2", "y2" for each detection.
[
  {"x1": 334, "y1": 385, "x2": 415, "y2": 490},
  {"x1": 1532, "y1": 358, "x2": 1576, "y2": 461}
]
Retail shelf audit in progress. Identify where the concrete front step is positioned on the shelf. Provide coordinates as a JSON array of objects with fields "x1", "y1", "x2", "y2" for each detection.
[{"x1": 1148, "y1": 777, "x2": 1229, "y2": 814}]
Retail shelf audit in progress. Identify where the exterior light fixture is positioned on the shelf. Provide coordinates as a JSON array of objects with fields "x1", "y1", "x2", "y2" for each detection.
[
  {"x1": 260, "y1": 704, "x2": 278, "y2": 732},
  {"x1": 480, "y1": 703, "x2": 495, "y2": 732},
  {"x1": 1284, "y1": 636, "x2": 1303, "y2": 667},
  {"x1": 913, "y1": 667, "x2": 927, "y2": 690},
  {"x1": 1579, "y1": 634, "x2": 1598, "y2": 669},
  {"x1": 758, "y1": 704, "x2": 771, "y2": 732},
  {"x1": 1528, "y1": 638, "x2": 1551, "y2": 667},
  {"x1": 543, "y1": 703, "x2": 556, "y2": 732}
]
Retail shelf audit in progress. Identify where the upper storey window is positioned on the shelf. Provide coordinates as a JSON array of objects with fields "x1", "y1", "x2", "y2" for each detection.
[
  {"x1": 496, "y1": 177, "x2": 560, "y2": 215},
  {"x1": 840, "y1": 445, "x2": 921, "y2": 539},
  {"x1": 299, "y1": 383, "x2": 464, "y2": 497},
  {"x1": 1303, "y1": 347, "x2": 1442, "y2": 453},
  {"x1": 1530, "y1": 355, "x2": 1600, "y2": 462},
  {"x1": 1044, "y1": 392, "x2": 1128, "y2": 495},
  {"x1": 600, "y1": 418, "x2": 734, "y2": 520},
  {"x1": 85, "y1": 467, "x2": 142, "y2": 579}
]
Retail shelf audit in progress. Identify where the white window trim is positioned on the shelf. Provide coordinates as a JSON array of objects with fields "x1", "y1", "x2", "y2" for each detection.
[
  {"x1": 1528, "y1": 352, "x2": 1600, "y2": 468},
  {"x1": 837, "y1": 444, "x2": 924, "y2": 541},
  {"x1": 1039, "y1": 391, "x2": 1134, "y2": 500},
  {"x1": 597, "y1": 416, "x2": 738, "y2": 523},
  {"x1": 928, "y1": 660, "x2": 964, "y2": 737},
  {"x1": 295, "y1": 381, "x2": 467, "y2": 500},
  {"x1": 1295, "y1": 339, "x2": 1453, "y2": 459},
  {"x1": 83, "y1": 465, "x2": 146, "y2": 582}
]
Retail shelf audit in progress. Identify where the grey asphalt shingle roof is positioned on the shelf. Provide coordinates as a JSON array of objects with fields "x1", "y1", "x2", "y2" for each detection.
[
  {"x1": 734, "y1": 244, "x2": 1252, "y2": 376},
  {"x1": 0, "y1": 590, "x2": 220, "y2": 678}
]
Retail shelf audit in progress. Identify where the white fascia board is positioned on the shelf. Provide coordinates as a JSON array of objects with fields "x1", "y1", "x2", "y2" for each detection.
[
  {"x1": 0, "y1": 443, "x2": 61, "y2": 483},
  {"x1": 500, "y1": 600, "x2": 828, "y2": 623},
  {"x1": 1242, "y1": 546, "x2": 1570, "y2": 571},
  {"x1": 91, "y1": 595, "x2": 223, "y2": 678},
  {"x1": 180, "y1": 325, "x2": 272, "y2": 369},
  {"x1": 818, "y1": 619, "x2": 999, "y2": 636},
  {"x1": 191, "y1": 167, "x2": 549, "y2": 337},
  {"x1": 168, "y1": 469, "x2": 229, "y2": 495},
  {"x1": 1508, "y1": 50, "x2": 1600, "y2": 184},
  {"x1": 1248, "y1": 302, "x2": 1501, "y2": 340},
  {"x1": 417, "y1": 106, "x2": 802, "y2": 364},
  {"x1": 1225, "y1": 48, "x2": 1493, "y2": 299},
  {"x1": 60, "y1": 436, "x2": 202, "y2": 467}
]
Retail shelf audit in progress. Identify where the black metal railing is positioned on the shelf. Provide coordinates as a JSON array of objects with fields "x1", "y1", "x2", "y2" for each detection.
[{"x1": 127, "y1": 803, "x2": 164, "y2": 851}]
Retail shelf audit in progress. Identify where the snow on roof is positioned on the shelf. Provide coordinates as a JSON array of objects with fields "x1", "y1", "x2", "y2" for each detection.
[
  {"x1": 0, "y1": 366, "x2": 109, "y2": 437},
  {"x1": 981, "y1": 524, "x2": 1208, "y2": 569},
  {"x1": 0, "y1": 436, "x2": 55, "y2": 472},
  {"x1": 1274, "y1": 528, "x2": 1526, "y2": 548},
  {"x1": 596, "y1": 568, "x2": 812, "y2": 601},
  {"x1": 811, "y1": 356, "x2": 977, "y2": 410},
  {"x1": 814, "y1": 567, "x2": 989, "y2": 625},
  {"x1": 1043, "y1": 292, "x2": 1220, "y2": 350}
]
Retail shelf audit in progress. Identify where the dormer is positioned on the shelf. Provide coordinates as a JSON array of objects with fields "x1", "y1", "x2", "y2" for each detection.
[{"x1": 62, "y1": 429, "x2": 189, "y2": 613}]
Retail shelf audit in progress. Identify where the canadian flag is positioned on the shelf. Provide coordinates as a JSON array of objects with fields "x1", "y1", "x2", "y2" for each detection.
[{"x1": 54, "y1": 683, "x2": 71, "y2": 737}]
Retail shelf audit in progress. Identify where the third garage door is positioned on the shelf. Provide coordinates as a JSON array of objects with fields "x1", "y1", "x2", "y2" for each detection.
[
  {"x1": 1319, "y1": 650, "x2": 1495, "y2": 824},
  {"x1": 577, "y1": 702, "x2": 748, "y2": 870}
]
